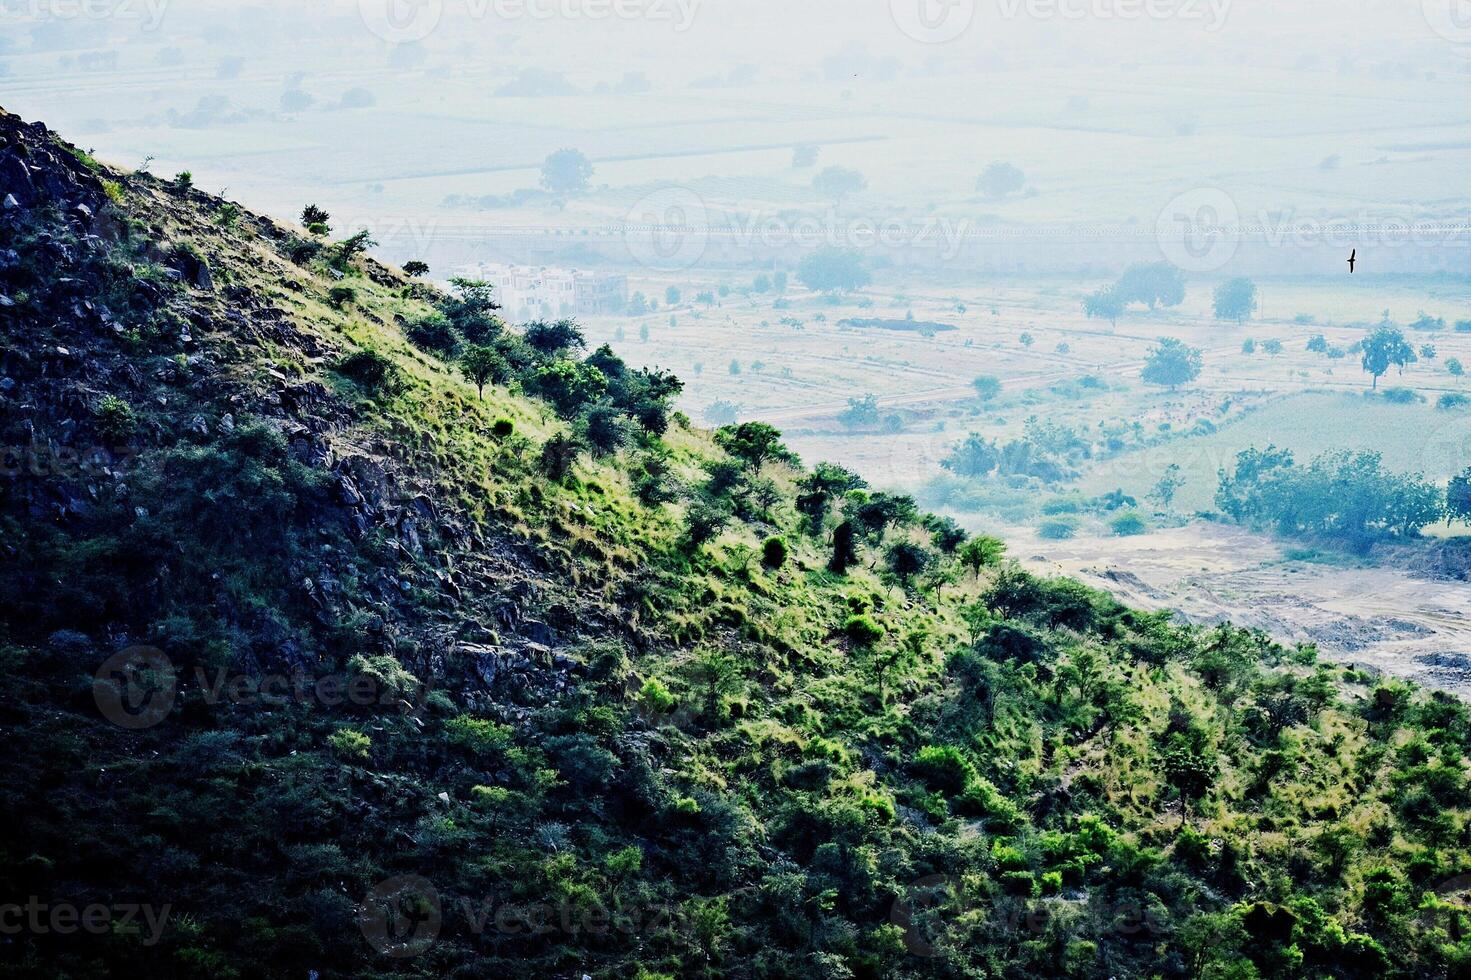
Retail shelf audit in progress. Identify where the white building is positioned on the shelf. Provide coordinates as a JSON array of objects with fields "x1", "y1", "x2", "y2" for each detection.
[{"x1": 463, "y1": 264, "x2": 627, "y2": 320}]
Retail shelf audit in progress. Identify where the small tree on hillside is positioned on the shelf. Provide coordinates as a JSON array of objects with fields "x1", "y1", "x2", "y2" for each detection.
[
  {"x1": 715, "y1": 421, "x2": 797, "y2": 472},
  {"x1": 459, "y1": 344, "x2": 508, "y2": 399},
  {"x1": 1142, "y1": 337, "x2": 1203, "y2": 391},
  {"x1": 1213, "y1": 278, "x2": 1258, "y2": 324}
]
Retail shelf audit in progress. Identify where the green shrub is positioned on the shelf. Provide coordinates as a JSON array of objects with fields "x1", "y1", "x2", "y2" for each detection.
[
  {"x1": 327, "y1": 728, "x2": 371, "y2": 760},
  {"x1": 327, "y1": 285, "x2": 356, "y2": 308},
  {"x1": 639, "y1": 678, "x2": 677, "y2": 715},
  {"x1": 406, "y1": 313, "x2": 458, "y2": 354},
  {"x1": 1038, "y1": 517, "x2": 1078, "y2": 540},
  {"x1": 95, "y1": 395, "x2": 137, "y2": 445},
  {"x1": 761, "y1": 536, "x2": 788, "y2": 569},
  {"x1": 1109, "y1": 511, "x2": 1147, "y2": 536},
  {"x1": 1437, "y1": 393, "x2": 1470, "y2": 411},
  {"x1": 333, "y1": 348, "x2": 400, "y2": 394},
  {"x1": 1380, "y1": 387, "x2": 1420, "y2": 404},
  {"x1": 491, "y1": 418, "x2": 515, "y2": 439},
  {"x1": 911, "y1": 745, "x2": 975, "y2": 795},
  {"x1": 444, "y1": 715, "x2": 515, "y2": 757},
  {"x1": 843, "y1": 614, "x2": 885, "y2": 647}
]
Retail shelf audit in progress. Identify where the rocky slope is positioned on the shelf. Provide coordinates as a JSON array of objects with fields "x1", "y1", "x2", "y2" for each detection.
[{"x1": 3, "y1": 108, "x2": 1471, "y2": 980}]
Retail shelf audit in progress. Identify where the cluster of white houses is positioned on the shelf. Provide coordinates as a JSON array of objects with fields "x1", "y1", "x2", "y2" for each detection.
[{"x1": 458, "y1": 264, "x2": 629, "y2": 320}]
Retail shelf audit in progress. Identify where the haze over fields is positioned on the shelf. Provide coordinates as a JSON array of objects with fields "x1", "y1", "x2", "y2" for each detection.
[{"x1": 7, "y1": 0, "x2": 1471, "y2": 688}]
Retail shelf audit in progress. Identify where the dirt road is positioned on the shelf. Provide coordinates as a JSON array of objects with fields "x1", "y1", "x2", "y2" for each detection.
[{"x1": 1010, "y1": 522, "x2": 1471, "y2": 697}]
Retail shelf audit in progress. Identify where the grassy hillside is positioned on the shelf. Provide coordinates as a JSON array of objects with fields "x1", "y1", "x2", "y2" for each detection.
[{"x1": 3, "y1": 108, "x2": 1471, "y2": 979}]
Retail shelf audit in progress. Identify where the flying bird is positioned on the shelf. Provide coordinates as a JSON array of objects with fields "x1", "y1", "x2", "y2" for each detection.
[{"x1": 1348, "y1": 249, "x2": 1356, "y2": 273}]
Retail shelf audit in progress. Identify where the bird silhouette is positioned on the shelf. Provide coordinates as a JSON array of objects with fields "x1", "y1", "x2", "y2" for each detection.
[{"x1": 1348, "y1": 249, "x2": 1356, "y2": 273}]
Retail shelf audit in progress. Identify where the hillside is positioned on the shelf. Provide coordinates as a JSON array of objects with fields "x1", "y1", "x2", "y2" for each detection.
[{"x1": 2, "y1": 108, "x2": 1471, "y2": 979}]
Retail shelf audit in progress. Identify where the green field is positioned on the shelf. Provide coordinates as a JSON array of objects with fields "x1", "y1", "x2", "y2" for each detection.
[{"x1": 1076, "y1": 391, "x2": 1471, "y2": 512}]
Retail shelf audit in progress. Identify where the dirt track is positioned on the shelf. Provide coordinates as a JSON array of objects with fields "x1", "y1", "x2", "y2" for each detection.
[{"x1": 1011, "y1": 522, "x2": 1471, "y2": 697}]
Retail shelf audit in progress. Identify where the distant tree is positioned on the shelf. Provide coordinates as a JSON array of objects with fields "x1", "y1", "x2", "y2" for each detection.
[
  {"x1": 403, "y1": 260, "x2": 429, "y2": 278},
  {"x1": 1360, "y1": 324, "x2": 1416, "y2": 390},
  {"x1": 976, "y1": 161, "x2": 1026, "y2": 199},
  {"x1": 1019, "y1": 333, "x2": 1035, "y2": 348},
  {"x1": 1306, "y1": 334, "x2": 1327, "y2": 353},
  {"x1": 1449, "y1": 358, "x2": 1465, "y2": 377},
  {"x1": 1241, "y1": 339, "x2": 1256, "y2": 354},
  {"x1": 1262, "y1": 339, "x2": 1283, "y2": 357},
  {"x1": 838, "y1": 394, "x2": 880, "y2": 430},
  {"x1": 459, "y1": 345, "x2": 508, "y2": 399},
  {"x1": 1213, "y1": 278, "x2": 1258, "y2": 324},
  {"x1": 280, "y1": 89, "x2": 313, "y2": 113},
  {"x1": 1449, "y1": 468, "x2": 1471, "y2": 524},
  {"x1": 1149, "y1": 464, "x2": 1186, "y2": 509},
  {"x1": 540, "y1": 148, "x2": 594, "y2": 197},
  {"x1": 1420, "y1": 344, "x2": 1437, "y2": 360},
  {"x1": 626, "y1": 292, "x2": 649, "y2": 316},
  {"x1": 1116, "y1": 262, "x2": 1186, "y2": 310},
  {"x1": 1142, "y1": 337, "x2": 1203, "y2": 391},
  {"x1": 791, "y1": 144, "x2": 819, "y2": 169},
  {"x1": 811, "y1": 165, "x2": 867, "y2": 202},
  {"x1": 1082, "y1": 287, "x2": 1125, "y2": 327},
  {"x1": 752, "y1": 273, "x2": 771, "y2": 293},
  {"x1": 941, "y1": 433, "x2": 999, "y2": 478},
  {"x1": 665, "y1": 286, "x2": 682, "y2": 305},
  {"x1": 798, "y1": 247, "x2": 871, "y2": 294},
  {"x1": 972, "y1": 375, "x2": 1002, "y2": 402}
]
